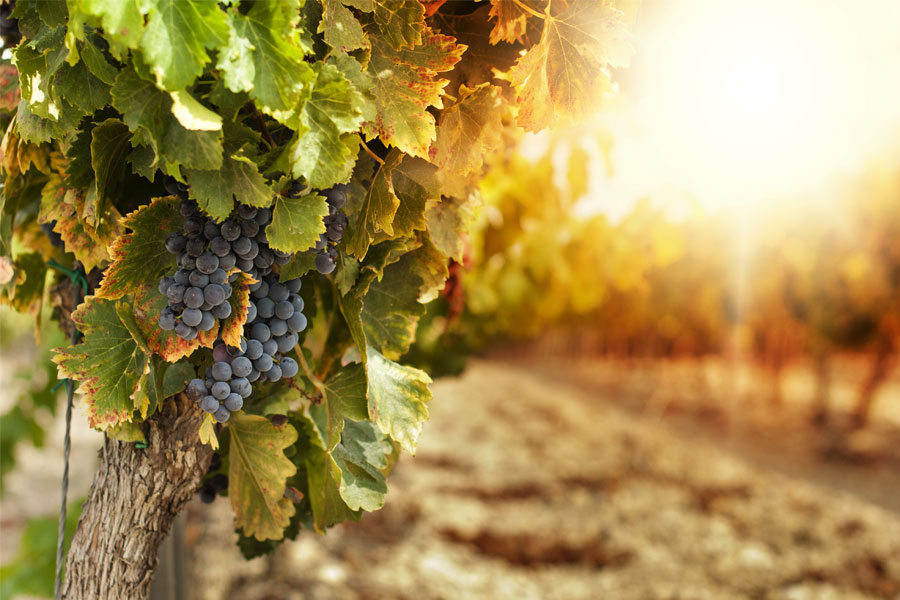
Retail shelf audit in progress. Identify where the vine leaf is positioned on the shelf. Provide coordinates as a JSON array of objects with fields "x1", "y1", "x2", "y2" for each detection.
[
  {"x1": 362, "y1": 26, "x2": 465, "y2": 159},
  {"x1": 139, "y1": 0, "x2": 229, "y2": 91},
  {"x1": 1, "y1": 252, "x2": 46, "y2": 314},
  {"x1": 199, "y1": 413, "x2": 219, "y2": 450},
  {"x1": 132, "y1": 283, "x2": 217, "y2": 362},
  {"x1": 39, "y1": 178, "x2": 116, "y2": 273},
  {"x1": 54, "y1": 296, "x2": 149, "y2": 430},
  {"x1": 267, "y1": 192, "x2": 328, "y2": 255},
  {"x1": 488, "y1": 0, "x2": 532, "y2": 44},
  {"x1": 360, "y1": 256, "x2": 427, "y2": 359},
  {"x1": 287, "y1": 62, "x2": 365, "y2": 189},
  {"x1": 425, "y1": 194, "x2": 478, "y2": 262},
  {"x1": 508, "y1": 2, "x2": 633, "y2": 131},
  {"x1": 185, "y1": 154, "x2": 273, "y2": 223},
  {"x1": 90, "y1": 118, "x2": 131, "y2": 215},
  {"x1": 429, "y1": 84, "x2": 503, "y2": 198},
  {"x1": 73, "y1": 0, "x2": 143, "y2": 51},
  {"x1": 96, "y1": 196, "x2": 182, "y2": 300},
  {"x1": 111, "y1": 69, "x2": 223, "y2": 172},
  {"x1": 388, "y1": 154, "x2": 440, "y2": 239},
  {"x1": 228, "y1": 413, "x2": 298, "y2": 541},
  {"x1": 309, "y1": 363, "x2": 368, "y2": 451},
  {"x1": 304, "y1": 442, "x2": 358, "y2": 531},
  {"x1": 320, "y1": 0, "x2": 368, "y2": 53},
  {"x1": 365, "y1": 346, "x2": 431, "y2": 454},
  {"x1": 348, "y1": 0, "x2": 425, "y2": 50},
  {"x1": 345, "y1": 149, "x2": 403, "y2": 259},
  {"x1": 218, "y1": 1, "x2": 313, "y2": 115},
  {"x1": 332, "y1": 419, "x2": 391, "y2": 511}
]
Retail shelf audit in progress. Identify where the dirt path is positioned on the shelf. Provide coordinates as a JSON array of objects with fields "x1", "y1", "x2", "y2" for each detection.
[{"x1": 188, "y1": 360, "x2": 900, "y2": 600}]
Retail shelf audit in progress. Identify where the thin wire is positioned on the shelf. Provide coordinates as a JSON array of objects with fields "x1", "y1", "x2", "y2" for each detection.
[{"x1": 54, "y1": 278, "x2": 83, "y2": 600}]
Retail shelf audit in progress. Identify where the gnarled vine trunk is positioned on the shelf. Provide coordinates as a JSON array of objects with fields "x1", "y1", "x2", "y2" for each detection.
[{"x1": 61, "y1": 395, "x2": 213, "y2": 600}]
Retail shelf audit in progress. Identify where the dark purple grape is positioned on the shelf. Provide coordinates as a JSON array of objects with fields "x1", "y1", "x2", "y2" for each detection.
[
  {"x1": 285, "y1": 279, "x2": 302, "y2": 293},
  {"x1": 256, "y1": 297, "x2": 275, "y2": 319},
  {"x1": 158, "y1": 277, "x2": 174, "y2": 295},
  {"x1": 287, "y1": 312, "x2": 307, "y2": 333},
  {"x1": 236, "y1": 257, "x2": 255, "y2": 273},
  {"x1": 274, "y1": 301, "x2": 294, "y2": 320},
  {"x1": 231, "y1": 356, "x2": 252, "y2": 378},
  {"x1": 269, "y1": 318, "x2": 287, "y2": 337},
  {"x1": 251, "y1": 281, "x2": 269, "y2": 299},
  {"x1": 245, "y1": 339, "x2": 263, "y2": 360},
  {"x1": 211, "y1": 381, "x2": 230, "y2": 400},
  {"x1": 276, "y1": 333, "x2": 297, "y2": 353},
  {"x1": 184, "y1": 287, "x2": 205, "y2": 309},
  {"x1": 212, "y1": 301, "x2": 232, "y2": 320},
  {"x1": 315, "y1": 253, "x2": 335, "y2": 274},
  {"x1": 178, "y1": 199, "x2": 197, "y2": 216},
  {"x1": 221, "y1": 220, "x2": 241, "y2": 241},
  {"x1": 158, "y1": 309, "x2": 176, "y2": 331},
  {"x1": 224, "y1": 393, "x2": 243, "y2": 412},
  {"x1": 246, "y1": 301, "x2": 257, "y2": 324},
  {"x1": 166, "y1": 233, "x2": 187, "y2": 254},
  {"x1": 213, "y1": 405, "x2": 231, "y2": 423},
  {"x1": 212, "y1": 344, "x2": 233, "y2": 364},
  {"x1": 218, "y1": 252, "x2": 236, "y2": 271},
  {"x1": 176, "y1": 322, "x2": 197, "y2": 340},
  {"x1": 231, "y1": 377, "x2": 251, "y2": 397},
  {"x1": 197, "y1": 311, "x2": 216, "y2": 331},
  {"x1": 167, "y1": 283, "x2": 186, "y2": 303},
  {"x1": 182, "y1": 308, "x2": 203, "y2": 327},
  {"x1": 247, "y1": 369, "x2": 261, "y2": 383},
  {"x1": 189, "y1": 270, "x2": 209, "y2": 287},
  {"x1": 201, "y1": 396, "x2": 219, "y2": 413},
  {"x1": 237, "y1": 204, "x2": 257, "y2": 219},
  {"x1": 268, "y1": 282, "x2": 288, "y2": 302},
  {"x1": 253, "y1": 353, "x2": 273, "y2": 373},
  {"x1": 250, "y1": 322, "x2": 271, "y2": 342},
  {"x1": 174, "y1": 269, "x2": 191, "y2": 285},
  {"x1": 185, "y1": 236, "x2": 205, "y2": 258},
  {"x1": 241, "y1": 219, "x2": 259, "y2": 238},
  {"x1": 209, "y1": 268, "x2": 227, "y2": 285},
  {"x1": 196, "y1": 252, "x2": 219, "y2": 274},
  {"x1": 203, "y1": 284, "x2": 226, "y2": 306},
  {"x1": 254, "y1": 248, "x2": 274, "y2": 269},
  {"x1": 187, "y1": 379, "x2": 208, "y2": 400},
  {"x1": 232, "y1": 236, "x2": 251, "y2": 256},
  {"x1": 266, "y1": 365, "x2": 282, "y2": 382},
  {"x1": 212, "y1": 362, "x2": 232, "y2": 381},
  {"x1": 279, "y1": 357, "x2": 299, "y2": 378},
  {"x1": 210, "y1": 236, "x2": 231, "y2": 257},
  {"x1": 290, "y1": 294, "x2": 304, "y2": 312},
  {"x1": 200, "y1": 487, "x2": 217, "y2": 504},
  {"x1": 274, "y1": 254, "x2": 291, "y2": 266},
  {"x1": 203, "y1": 221, "x2": 221, "y2": 240},
  {"x1": 180, "y1": 254, "x2": 196, "y2": 270},
  {"x1": 262, "y1": 339, "x2": 278, "y2": 357},
  {"x1": 254, "y1": 208, "x2": 271, "y2": 225}
]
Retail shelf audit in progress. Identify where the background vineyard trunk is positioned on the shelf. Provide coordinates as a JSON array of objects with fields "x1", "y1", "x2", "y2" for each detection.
[{"x1": 61, "y1": 395, "x2": 213, "y2": 600}]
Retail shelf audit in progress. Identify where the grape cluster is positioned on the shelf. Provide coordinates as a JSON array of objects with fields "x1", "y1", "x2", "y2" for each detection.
[
  {"x1": 157, "y1": 178, "x2": 290, "y2": 340},
  {"x1": 183, "y1": 272, "x2": 305, "y2": 423},
  {"x1": 312, "y1": 184, "x2": 348, "y2": 275}
]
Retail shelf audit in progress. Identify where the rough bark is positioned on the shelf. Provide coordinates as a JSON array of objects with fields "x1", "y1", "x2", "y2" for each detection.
[{"x1": 61, "y1": 394, "x2": 214, "y2": 600}]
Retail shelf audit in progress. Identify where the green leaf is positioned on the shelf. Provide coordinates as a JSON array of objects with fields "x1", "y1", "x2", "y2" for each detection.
[
  {"x1": 319, "y1": 0, "x2": 368, "y2": 53},
  {"x1": 111, "y1": 69, "x2": 223, "y2": 172},
  {"x1": 360, "y1": 256, "x2": 426, "y2": 359},
  {"x1": 278, "y1": 251, "x2": 316, "y2": 281},
  {"x1": 54, "y1": 296, "x2": 149, "y2": 429},
  {"x1": 161, "y1": 361, "x2": 197, "y2": 398},
  {"x1": 79, "y1": 38, "x2": 118, "y2": 84},
  {"x1": 75, "y1": 0, "x2": 143, "y2": 51},
  {"x1": 344, "y1": 148, "x2": 403, "y2": 259},
  {"x1": 55, "y1": 58, "x2": 111, "y2": 114},
  {"x1": 309, "y1": 363, "x2": 368, "y2": 451},
  {"x1": 425, "y1": 194, "x2": 478, "y2": 262},
  {"x1": 362, "y1": 26, "x2": 465, "y2": 158},
  {"x1": 96, "y1": 196, "x2": 182, "y2": 300},
  {"x1": 139, "y1": 0, "x2": 229, "y2": 91},
  {"x1": 228, "y1": 413, "x2": 298, "y2": 541},
  {"x1": 217, "y1": 1, "x2": 313, "y2": 115},
  {"x1": 185, "y1": 155, "x2": 273, "y2": 222},
  {"x1": 430, "y1": 83, "x2": 504, "y2": 198},
  {"x1": 287, "y1": 62, "x2": 365, "y2": 189},
  {"x1": 169, "y1": 90, "x2": 223, "y2": 131},
  {"x1": 365, "y1": 346, "x2": 431, "y2": 454},
  {"x1": 90, "y1": 119, "x2": 131, "y2": 215},
  {"x1": 107, "y1": 421, "x2": 146, "y2": 443},
  {"x1": 332, "y1": 419, "x2": 391, "y2": 511},
  {"x1": 1, "y1": 252, "x2": 46, "y2": 314},
  {"x1": 266, "y1": 193, "x2": 328, "y2": 254},
  {"x1": 304, "y1": 443, "x2": 358, "y2": 531},
  {"x1": 508, "y1": 2, "x2": 633, "y2": 131},
  {"x1": 349, "y1": 0, "x2": 426, "y2": 50},
  {"x1": 389, "y1": 154, "x2": 439, "y2": 238}
]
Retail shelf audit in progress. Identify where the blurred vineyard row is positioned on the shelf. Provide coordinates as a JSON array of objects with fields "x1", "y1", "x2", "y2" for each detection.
[{"x1": 410, "y1": 136, "x2": 900, "y2": 428}]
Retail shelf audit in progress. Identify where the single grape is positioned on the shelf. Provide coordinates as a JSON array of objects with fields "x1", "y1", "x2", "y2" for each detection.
[
  {"x1": 290, "y1": 294, "x2": 304, "y2": 312},
  {"x1": 196, "y1": 252, "x2": 219, "y2": 274},
  {"x1": 181, "y1": 326, "x2": 198, "y2": 341},
  {"x1": 166, "y1": 233, "x2": 187, "y2": 254},
  {"x1": 274, "y1": 254, "x2": 291, "y2": 266},
  {"x1": 287, "y1": 312, "x2": 307, "y2": 333},
  {"x1": 232, "y1": 236, "x2": 251, "y2": 256},
  {"x1": 203, "y1": 284, "x2": 226, "y2": 306},
  {"x1": 186, "y1": 236, "x2": 205, "y2": 258},
  {"x1": 212, "y1": 344, "x2": 233, "y2": 364},
  {"x1": 245, "y1": 339, "x2": 263, "y2": 360},
  {"x1": 314, "y1": 235, "x2": 327, "y2": 252},
  {"x1": 168, "y1": 301, "x2": 185, "y2": 312},
  {"x1": 188, "y1": 270, "x2": 209, "y2": 287},
  {"x1": 199, "y1": 301, "x2": 213, "y2": 312},
  {"x1": 276, "y1": 333, "x2": 298, "y2": 354},
  {"x1": 213, "y1": 405, "x2": 231, "y2": 423},
  {"x1": 221, "y1": 283, "x2": 232, "y2": 299},
  {"x1": 221, "y1": 220, "x2": 241, "y2": 241},
  {"x1": 205, "y1": 377, "x2": 215, "y2": 390},
  {"x1": 242, "y1": 239, "x2": 260, "y2": 260},
  {"x1": 201, "y1": 395, "x2": 220, "y2": 413},
  {"x1": 212, "y1": 362, "x2": 232, "y2": 381},
  {"x1": 280, "y1": 357, "x2": 299, "y2": 378},
  {"x1": 208, "y1": 473, "x2": 229, "y2": 492},
  {"x1": 219, "y1": 252, "x2": 237, "y2": 271},
  {"x1": 251, "y1": 281, "x2": 269, "y2": 299},
  {"x1": 158, "y1": 309, "x2": 176, "y2": 331},
  {"x1": 179, "y1": 254, "x2": 196, "y2": 270},
  {"x1": 285, "y1": 279, "x2": 302, "y2": 293},
  {"x1": 235, "y1": 257, "x2": 254, "y2": 273},
  {"x1": 247, "y1": 369, "x2": 261, "y2": 383},
  {"x1": 268, "y1": 282, "x2": 288, "y2": 302},
  {"x1": 167, "y1": 283, "x2": 186, "y2": 303},
  {"x1": 231, "y1": 377, "x2": 251, "y2": 398},
  {"x1": 203, "y1": 221, "x2": 221, "y2": 240},
  {"x1": 326, "y1": 226, "x2": 342, "y2": 242},
  {"x1": 241, "y1": 219, "x2": 259, "y2": 238},
  {"x1": 174, "y1": 269, "x2": 191, "y2": 285},
  {"x1": 262, "y1": 339, "x2": 278, "y2": 357},
  {"x1": 211, "y1": 381, "x2": 230, "y2": 400},
  {"x1": 256, "y1": 297, "x2": 275, "y2": 319},
  {"x1": 231, "y1": 356, "x2": 253, "y2": 378},
  {"x1": 224, "y1": 393, "x2": 243, "y2": 412},
  {"x1": 187, "y1": 379, "x2": 208, "y2": 400},
  {"x1": 178, "y1": 199, "x2": 197, "y2": 216},
  {"x1": 274, "y1": 301, "x2": 294, "y2": 320},
  {"x1": 212, "y1": 301, "x2": 232, "y2": 320},
  {"x1": 266, "y1": 365, "x2": 282, "y2": 382},
  {"x1": 269, "y1": 318, "x2": 287, "y2": 337},
  {"x1": 158, "y1": 277, "x2": 174, "y2": 296},
  {"x1": 237, "y1": 204, "x2": 257, "y2": 220},
  {"x1": 199, "y1": 487, "x2": 217, "y2": 504},
  {"x1": 315, "y1": 253, "x2": 335, "y2": 274},
  {"x1": 182, "y1": 308, "x2": 203, "y2": 327},
  {"x1": 197, "y1": 311, "x2": 216, "y2": 331},
  {"x1": 210, "y1": 236, "x2": 231, "y2": 257},
  {"x1": 209, "y1": 268, "x2": 227, "y2": 285},
  {"x1": 246, "y1": 301, "x2": 258, "y2": 324},
  {"x1": 325, "y1": 184, "x2": 348, "y2": 208},
  {"x1": 182, "y1": 287, "x2": 203, "y2": 309},
  {"x1": 254, "y1": 208, "x2": 271, "y2": 225},
  {"x1": 250, "y1": 322, "x2": 271, "y2": 342},
  {"x1": 253, "y1": 353, "x2": 273, "y2": 373}
]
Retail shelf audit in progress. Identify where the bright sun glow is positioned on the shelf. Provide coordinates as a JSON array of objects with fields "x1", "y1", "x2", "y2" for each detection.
[{"x1": 626, "y1": 0, "x2": 900, "y2": 207}]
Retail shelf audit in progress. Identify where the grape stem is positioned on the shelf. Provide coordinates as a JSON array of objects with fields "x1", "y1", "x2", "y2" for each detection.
[
  {"x1": 296, "y1": 349, "x2": 326, "y2": 395},
  {"x1": 358, "y1": 136, "x2": 385, "y2": 165},
  {"x1": 512, "y1": 0, "x2": 547, "y2": 20}
]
